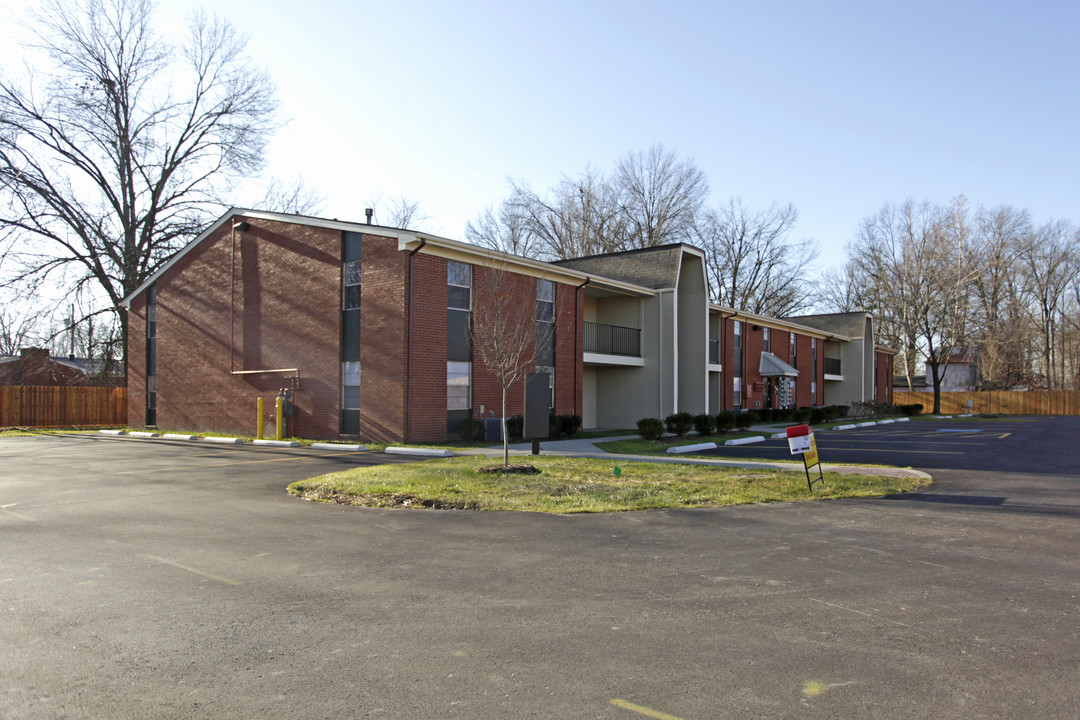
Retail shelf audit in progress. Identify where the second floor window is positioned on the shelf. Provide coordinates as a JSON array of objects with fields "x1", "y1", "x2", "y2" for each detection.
[{"x1": 448, "y1": 261, "x2": 472, "y2": 310}]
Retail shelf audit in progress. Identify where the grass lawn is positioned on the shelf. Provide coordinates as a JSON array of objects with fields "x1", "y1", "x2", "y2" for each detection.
[{"x1": 287, "y1": 455, "x2": 928, "y2": 513}]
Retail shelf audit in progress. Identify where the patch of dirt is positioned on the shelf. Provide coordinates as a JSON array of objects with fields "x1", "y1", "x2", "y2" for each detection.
[
  {"x1": 476, "y1": 464, "x2": 541, "y2": 475},
  {"x1": 295, "y1": 488, "x2": 470, "y2": 510}
]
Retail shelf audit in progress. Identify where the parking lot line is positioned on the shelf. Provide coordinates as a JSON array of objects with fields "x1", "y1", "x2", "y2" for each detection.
[
  {"x1": 610, "y1": 698, "x2": 687, "y2": 720},
  {"x1": 141, "y1": 554, "x2": 243, "y2": 586}
]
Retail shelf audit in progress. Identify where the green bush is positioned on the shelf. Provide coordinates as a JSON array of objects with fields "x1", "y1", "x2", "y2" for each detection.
[
  {"x1": 637, "y1": 417, "x2": 665, "y2": 441},
  {"x1": 824, "y1": 405, "x2": 848, "y2": 421},
  {"x1": 505, "y1": 415, "x2": 524, "y2": 441},
  {"x1": 558, "y1": 414, "x2": 582, "y2": 436},
  {"x1": 715, "y1": 411, "x2": 736, "y2": 433},
  {"x1": 899, "y1": 403, "x2": 924, "y2": 416},
  {"x1": 693, "y1": 413, "x2": 715, "y2": 436},
  {"x1": 735, "y1": 410, "x2": 758, "y2": 429},
  {"x1": 773, "y1": 408, "x2": 792, "y2": 422},
  {"x1": 758, "y1": 407, "x2": 773, "y2": 422},
  {"x1": 792, "y1": 407, "x2": 812, "y2": 423},
  {"x1": 664, "y1": 412, "x2": 695, "y2": 438},
  {"x1": 456, "y1": 417, "x2": 485, "y2": 441},
  {"x1": 809, "y1": 407, "x2": 825, "y2": 425}
]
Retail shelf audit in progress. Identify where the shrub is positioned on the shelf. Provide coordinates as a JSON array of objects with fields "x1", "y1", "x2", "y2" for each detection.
[
  {"x1": 735, "y1": 410, "x2": 758, "y2": 429},
  {"x1": 824, "y1": 405, "x2": 848, "y2": 420},
  {"x1": 505, "y1": 415, "x2": 524, "y2": 441},
  {"x1": 773, "y1": 408, "x2": 791, "y2": 422},
  {"x1": 558, "y1": 414, "x2": 582, "y2": 437},
  {"x1": 792, "y1": 407, "x2": 812, "y2": 423},
  {"x1": 758, "y1": 407, "x2": 773, "y2": 422},
  {"x1": 809, "y1": 407, "x2": 825, "y2": 425},
  {"x1": 899, "y1": 403, "x2": 923, "y2": 416},
  {"x1": 664, "y1": 412, "x2": 695, "y2": 438},
  {"x1": 693, "y1": 413, "x2": 715, "y2": 436},
  {"x1": 637, "y1": 417, "x2": 665, "y2": 441},
  {"x1": 714, "y1": 411, "x2": 736, "y2": 433},
  {"x1": 456, "y1": 417, "x2": 485, "y2": 441}
]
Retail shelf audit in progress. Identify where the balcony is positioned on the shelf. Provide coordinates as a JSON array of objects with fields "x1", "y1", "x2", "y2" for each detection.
[
  {"x1": 708, "y1": 339, "x2": 720, "y2": 365},
  {"x1": 585, "y1": 321, "x2": 641, "y2": 357}
]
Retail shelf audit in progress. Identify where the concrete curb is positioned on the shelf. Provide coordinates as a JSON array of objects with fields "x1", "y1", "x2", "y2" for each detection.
[
  {"x1": 203, "y1": 436, "x2": 243, "y2": 444},
  {"x1": 725, "y1": 436, "x2": 765, "y2": 446},
  {"x1": 98, "y1": 429, "x2": 125, "y2": 435},
  {"x1": 385, "y1": 446, "x2": 454, "y2": 457},
  {"x1": 162, "y1": 434, "x2": 198, "y2": 441},
  {"x1": 833, "y1": 424, "x2": 857, "y2": 431},
  {"x1": 252, "y1": 439, "x2": 300, "y2": 448},
  {"x1": 667, "y1": 442, "x2": 717, "y2": 454},
  {"x1": 311, "y1": 443, "x2": 367, "y2": 451},
  {"x1": 128, "y1": 431, "x2": 159, "y2": 438}
]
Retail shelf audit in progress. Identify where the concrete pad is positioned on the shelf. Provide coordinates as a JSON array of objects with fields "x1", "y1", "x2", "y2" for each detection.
[
  {"x1": 311, "y1": 443, "x2": 367, "y2": 451},
  {"x1": 667, "y1": 442, "x2": 717, "y2": 454},
  {"x1": 203, "y1": 436, "x2": 243, "y2": 444},
  {"x1": 724, "y1": 435, "x2": 765, "y2": 446},
  {"x1": 385, "y1": 446, "x2": 454, "y2": 457},
  {"x1": 252, "y1": 439, "x2": 300, "y2": 448}
]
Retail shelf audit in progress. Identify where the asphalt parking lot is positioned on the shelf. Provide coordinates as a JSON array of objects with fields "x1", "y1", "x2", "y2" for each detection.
[
  {"x1": 705, "y1": 416, "x2": 1069, "y2": 473},
  {"x1": 3, "y1": 420, "x2": 1080, "y2": 719}
]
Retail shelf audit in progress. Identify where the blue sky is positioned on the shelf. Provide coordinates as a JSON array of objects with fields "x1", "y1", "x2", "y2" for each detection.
[{"x1": 4, "y1": 0, "x2": 1079, "y2": 272}]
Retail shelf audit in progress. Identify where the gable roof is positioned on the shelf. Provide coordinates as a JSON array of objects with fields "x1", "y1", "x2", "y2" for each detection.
[
  {"x1": 552, "y1": 244, "x2": 693, "y2": 289},
  {"x1": 783, "y1": 311, "x2": 872, "y2": 339}
]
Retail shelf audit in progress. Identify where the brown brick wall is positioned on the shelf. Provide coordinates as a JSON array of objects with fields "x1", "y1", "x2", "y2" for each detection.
[
  {"x1": 875, "y1": 351, "x2": 893, "y2": 403},
  {"x1": 148, "y1": 215, "x2": 342, "y2": 439},
  {"x1": 403, "y1": 252, "x2": 448, "y2": 443},
  {"x1": 127, "y1": 295, "x2": 148, "y2": 426}
]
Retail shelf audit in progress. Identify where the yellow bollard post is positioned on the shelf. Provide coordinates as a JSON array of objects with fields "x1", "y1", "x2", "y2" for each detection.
[
  {"x1": 257, "y1": 397, "x2": 264, "y2": 440},
  {"x1": 275, "y1": 395, "x2": 284, "y2": 441}
]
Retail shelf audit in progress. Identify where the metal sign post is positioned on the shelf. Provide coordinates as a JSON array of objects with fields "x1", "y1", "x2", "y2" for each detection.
[{"x1": 786, "y1": 424, "x2": 824, "y2": 492}]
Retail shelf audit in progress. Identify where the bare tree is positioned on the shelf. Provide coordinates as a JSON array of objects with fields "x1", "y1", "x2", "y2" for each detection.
[
  {"x1": 254, "y1": 176, "x2": 326, "y2": 215},
  {"x1": 0, "y1": 301, "x2": 45, "y2": 355},
  {"x1": 695, "y1": 198, "x2": 818, "y2": 316},
  {"x1": 469, "y1": 261, "x2": 537, "y2": 466},
  {"x1": 613, "y1": 143, "x2": 708, "y2": 248},
  {"x1": 367, "y1": 192, "x2": 434, "y2": 230},
  {"x1": 847, "y1": 198, "x2": 974, "y2": 411},
  {"x1": 464, "y1": 198, "x2": 539, "y2": 258},
  {"x1": 969, "y1": 206, "x2": 1030, "y2": 389},
  {"x1": 0, "y1": 0, "x2": 278, "y2": 357},
  {"x1": 1013, "y1": 219, "x2": 1078, "y2": 390},
  {"x1": 508, "y1": 167, "x2": 627, "y2": 260}
]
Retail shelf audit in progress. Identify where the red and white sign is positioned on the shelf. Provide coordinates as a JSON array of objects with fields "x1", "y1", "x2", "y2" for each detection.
[{"x1": 786, "y1": 424, "x2": 812, "y2": 455}]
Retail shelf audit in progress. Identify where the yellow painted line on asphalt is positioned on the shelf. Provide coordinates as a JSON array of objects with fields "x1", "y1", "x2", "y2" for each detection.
[
  {"x1": 610, "y1": 699, "x2": 687, "y2": 720},
  {"x1": 141, "y1": 554, "x2": 243, "y2": 586},
  {"x1": 115, "y1": 451, "x2": 367, "y2": 474}
]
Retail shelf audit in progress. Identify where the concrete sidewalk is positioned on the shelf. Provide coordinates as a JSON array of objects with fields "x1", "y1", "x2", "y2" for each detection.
[{"x1": 455, "y1": 432, "x2": 930, "y2": 480}]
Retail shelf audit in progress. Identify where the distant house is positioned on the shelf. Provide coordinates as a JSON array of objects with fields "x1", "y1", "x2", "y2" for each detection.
[
  {"x1": 0, "y1": 347, "x2": 125, "y2": 387},
  {"x1": 928, "y1": 348, "x2": 978, "y2": 391}
]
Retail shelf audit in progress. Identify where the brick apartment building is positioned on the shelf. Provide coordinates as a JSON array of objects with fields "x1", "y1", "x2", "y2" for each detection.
[{"x1": 122, "y1": 209, "x2": 894, "y2": 441}]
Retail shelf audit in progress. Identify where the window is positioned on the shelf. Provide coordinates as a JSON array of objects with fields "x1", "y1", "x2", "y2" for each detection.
[
  {"x1": 146, "y1": 284, "x2": 157, "y2": 426},
  {"x1": 789, "y1": 332, "x2": 796, "y2": 366},
  {"x1": 536, "y1": 279, "x2": 554, "y2": 322},
  {"x1": 811, "y1": 338, "x2": 818, "y2": 405},
  {"x1": 733, "y1": 321, "x2": 742, "y2": 411},
  {"x1": 448, "y1": 261, "x2": 472, "y2": 310},
  {"x1": 343, "y1": 260, "x2": 362, "y2": 310},
  {"x1": 447, "y1": 361, "x2": 471, "y2": 410},
  {"x1": 763, "y1": 327, "x2": 771, "y2": 353},
  {"x1": 342, "y1": 361, "x2": 361, "y2": 410}
]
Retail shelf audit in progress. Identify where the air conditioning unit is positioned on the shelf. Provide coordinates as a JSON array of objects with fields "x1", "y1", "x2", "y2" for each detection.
[{"x1": 484, "y1": 417, "x2": 504, "y2": 442}]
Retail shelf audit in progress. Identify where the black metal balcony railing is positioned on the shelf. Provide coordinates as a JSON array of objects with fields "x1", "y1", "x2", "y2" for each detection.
[
  {"x1": 585, "y1": 321, "x2": 641, "y2": 357},
  {"x1": 824, "y1": 357, "x2": 842, "y2": 375},
  {"x1": 708, "y1": 339, "x2": 720, "y2": 364}
]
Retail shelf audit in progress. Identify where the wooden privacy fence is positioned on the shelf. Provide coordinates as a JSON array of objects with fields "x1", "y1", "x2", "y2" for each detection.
[
  {"x1": 894, "y1": 390, "x2": 1080, "y2": 416},
  {"x1": 0, "y1": 386, "x2": 127, "y2": 427}
]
